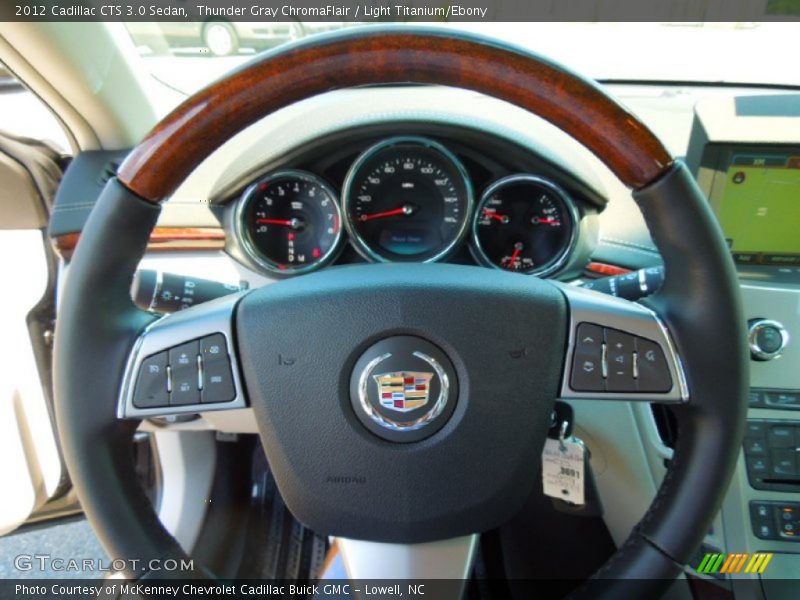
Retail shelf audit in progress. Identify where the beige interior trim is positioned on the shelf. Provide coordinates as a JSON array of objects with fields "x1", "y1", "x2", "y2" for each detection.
[
  {"x1": 0, "y1": 230, "x2": 62, "y2": 534},
  {"x1": 0, "y1": 23, "x2": 159, "y2": 152},
  {"x1": 0, "y1": 32, "x2": 93, "y2": 152}
]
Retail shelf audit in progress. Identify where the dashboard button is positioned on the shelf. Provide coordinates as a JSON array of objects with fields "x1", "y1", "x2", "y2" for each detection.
[
  {"x1": 747, "y1": 456, "x2": 770, "y2": 476},
  {"x1": 757, "y1": 326, "x2": 785, "y2": 353},
  {"x1": 169, "y1": 341, "x2": 200, "y2": 406},
  {"x1": 745, "y1": 421, "x2": 767, "y2": 438},
  {"x1": 753, "y1": 515, "x2": 778, "y2": 540},
  {"x1": 200, "y1": 333, "x2": 228, "y2": 359},
  {"x1": 733, "y1": 253, "x2": 759, "y2": 265},
  {"x1": 765, "y1": 391, "x2": 800, "y2": 409},
  {"x1": 570, "y1": 323, "x2": 604, "y2": 392},
  {"x1": 771, "y1": 449, "x2": 797, "y2": 477},
  {"x1": 749, "y1": 319, "x2": 789, "y2": 361},
  {"x1": 744, "y1": 438, "x2": 767, "y2": 456},
  {"x1": 781, "y1": 522, "x2": 798, "y2": 538},
  {"x1": 756, "y1": 522, "x2": 777, "y2": 540},
  {"x1": 750, "y1": 502, "x2": 778, "y2": 540},
  {"x1": 133, "y1": 352, "x2": 168, "y2": 408},
  {"x1": 748, "y1": 389, "x2": 766, "y2": 407},
  {"x1": 767, "y1": 425, "x2": 796, "y2": 449},
  {"x1": 635, "y1": 338, "x2": 672, "y2": 392},
  {"x1": 751, "y1": 502, "x2": 771, "y2": 520},
  {"x1": 202, "y1": 357, "x2": 235, "y2": 404},
  {"x1": 199, "y1": 333, "x2": 236, "y2": 403},
  {"x1": 605, "y1": 329, "x2": 636, "y2": 392},
  {"x1": 764, "y1": 254, "x2": 800, "y2": 266}
]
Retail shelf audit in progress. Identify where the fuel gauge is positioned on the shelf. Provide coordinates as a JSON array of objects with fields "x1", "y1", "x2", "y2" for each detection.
[{"x1": 471, "y1": 175, "x2": 577, "y2": 276}]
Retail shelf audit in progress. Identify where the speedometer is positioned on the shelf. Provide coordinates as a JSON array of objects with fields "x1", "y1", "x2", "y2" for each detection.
[{"x1": 342, "y1": 137, "x2": 473, "y2": 262}]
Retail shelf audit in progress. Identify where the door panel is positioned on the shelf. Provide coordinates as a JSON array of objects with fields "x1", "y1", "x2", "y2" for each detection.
[{"x1": 0, "y1": 66, "x2": 68, "y2": 534}]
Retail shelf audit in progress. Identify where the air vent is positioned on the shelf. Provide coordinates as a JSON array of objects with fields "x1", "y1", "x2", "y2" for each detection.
[{"x1": 97, "y1": 160, "x2": 121, "y2": 185}]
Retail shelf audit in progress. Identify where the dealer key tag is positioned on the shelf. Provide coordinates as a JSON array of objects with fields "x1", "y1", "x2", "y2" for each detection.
[{"x1": 542, "y1": 433, "x2": 586, "y2": 506}]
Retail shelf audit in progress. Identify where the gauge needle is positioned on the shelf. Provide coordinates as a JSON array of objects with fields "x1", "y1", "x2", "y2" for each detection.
[
  {"x1": 534, "y1": 217, "x2": 561, "y2": 226},
  {"x1": 256, "y1": 218, "x2": 293, "y2": 226},
  {"x1": 482, "y1": 209, "x2": 509, "y2": 224},
  {"x1": 506, "y1": 246, "x2": 521, "y2": 270},
  {"x1": 359, "y1": 205, "x2": 415, "y2": 222},
  {"x1": 257, "y1": 217, "x2": 303, "y2": 229}
]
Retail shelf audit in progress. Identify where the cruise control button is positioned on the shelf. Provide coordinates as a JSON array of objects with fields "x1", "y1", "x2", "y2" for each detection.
[
  {"x1": 570, "y1": 323, "x2": 604, "y2": 392},
  {"x1": 635, "y1": 338, "x2": 672, "y2": 392},
  {"x1": 133, "y1": 351, "x2": 168, "y2": 408},
  {"x1": 200, "y1": 333, "x2": 228, "y2": 359},
  {"x1": 202, "y1": 357, "x2": 235, "y2": 403},
  {"x1": 169, "y1": 341, "x2": 200, "y2": 406},
  {"x1": 605, "y1": 329, "x2": 636, "y2": 392}
]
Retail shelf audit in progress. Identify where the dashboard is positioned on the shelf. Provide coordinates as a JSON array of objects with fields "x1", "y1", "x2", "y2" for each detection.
[
  {"x1": 48, "y1": 84, "x2": 800, "y2": 591},
  {"x1": 221, "y1": 126, "x2": 601, "y2": 281}
]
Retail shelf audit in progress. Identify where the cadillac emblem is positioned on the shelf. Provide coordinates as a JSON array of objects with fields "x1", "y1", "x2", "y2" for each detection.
[
  {"x1": 374, "y1": 371, "x2": 433, "y2": 413},
  {"x1": 350, "y1": 336, "x2": 458, "y2": 441}
]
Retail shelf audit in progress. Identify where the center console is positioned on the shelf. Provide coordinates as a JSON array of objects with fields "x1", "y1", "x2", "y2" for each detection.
[{"x1": 686, "y1": 93, "x2": 800, "y2": 590}]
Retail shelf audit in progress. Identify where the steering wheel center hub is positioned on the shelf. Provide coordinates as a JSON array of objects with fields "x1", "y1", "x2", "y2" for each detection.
[
  {"x1": 234, "y1": 263, "x2": 566, "y2": 541},
  {"x1": 351, "y1": 335, "x2": 458, "y2": 442}
]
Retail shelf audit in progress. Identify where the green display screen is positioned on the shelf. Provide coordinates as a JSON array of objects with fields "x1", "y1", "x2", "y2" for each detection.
[{"x1": 714, "y1": 152, "x2": 800, "y2": 266}]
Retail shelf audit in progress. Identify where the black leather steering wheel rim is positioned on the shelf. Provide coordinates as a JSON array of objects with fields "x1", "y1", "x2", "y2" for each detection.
[{"x1": 53, "y1": 27, "x2": 748, "y2": 596}]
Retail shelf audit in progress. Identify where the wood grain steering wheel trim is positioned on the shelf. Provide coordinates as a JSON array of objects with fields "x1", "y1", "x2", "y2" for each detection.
[{"x1": 118, "y1": 29, "x2": 672, "y2": 203}]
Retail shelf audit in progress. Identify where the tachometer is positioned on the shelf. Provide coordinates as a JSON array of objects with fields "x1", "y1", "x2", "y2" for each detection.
[
  {"x1": 342, "y1": 137, "x2": 473, "y2": 262},
  {"x1": 236, "y1": 170, "x2": 342, "y2": 275},
  {"x1": 471, "y1": 175, "x2": 577, "y2": 276}
]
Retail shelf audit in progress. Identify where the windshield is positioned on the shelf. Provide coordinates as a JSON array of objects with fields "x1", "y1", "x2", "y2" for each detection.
[{"x1": 121, "y1": 22, "x2": 800, "y2": 104}]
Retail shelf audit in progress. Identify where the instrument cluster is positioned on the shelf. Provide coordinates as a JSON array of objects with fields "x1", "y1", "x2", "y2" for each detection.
[{"x1": 233, "y1": 136, "x2": 582, "y2": 277}]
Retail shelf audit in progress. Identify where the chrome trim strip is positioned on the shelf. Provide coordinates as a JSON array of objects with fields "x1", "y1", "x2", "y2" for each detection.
[{"x1": 336, "y1": 534, "x2": 477, "y2": 590}]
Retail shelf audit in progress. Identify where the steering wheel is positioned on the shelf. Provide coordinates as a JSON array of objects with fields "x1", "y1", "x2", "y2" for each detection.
[{"x1": 53, "y1": 28, "x2": 748, "y2": 597}]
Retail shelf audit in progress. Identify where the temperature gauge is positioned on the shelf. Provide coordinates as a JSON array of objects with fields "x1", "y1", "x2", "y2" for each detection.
[{"x1": 471, "y1": 175, "x2": 577, "y2": 276}]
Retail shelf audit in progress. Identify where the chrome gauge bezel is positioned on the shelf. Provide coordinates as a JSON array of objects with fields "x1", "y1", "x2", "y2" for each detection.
[
  {"x1": 470, "y1": 174, "x2": 580, "y2": 277},
  {"x1": 341, "y1": 136, "x2": 474, "y2": 264},
  {"x1": 234, "y1": 169, "x2": 344, "y2": 276}
]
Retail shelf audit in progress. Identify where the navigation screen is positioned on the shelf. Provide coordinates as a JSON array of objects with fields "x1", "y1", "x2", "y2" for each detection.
[{"x1": 712, "y1": 151, "x2": 800, "y2": 266}]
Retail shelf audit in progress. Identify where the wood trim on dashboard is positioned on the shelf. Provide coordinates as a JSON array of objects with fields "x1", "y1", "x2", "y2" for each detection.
[
  {"x1": 118, "y1": 30, "x2": 672, "y2": 204},
  {"x1": 52, "y1": 227, "x2": 226, "y2": 260}
]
